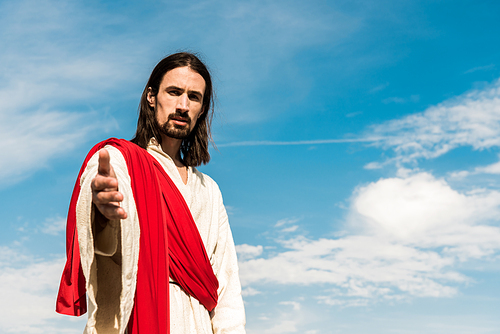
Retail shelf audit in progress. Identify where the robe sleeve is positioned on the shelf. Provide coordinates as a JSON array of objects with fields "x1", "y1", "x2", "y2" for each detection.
[
  {"x1": 76, "y1": 145, "x2": 140, "y2": 334},
  {"x1": 210, "y1": 186, "x2": 246, "y2": 334}
]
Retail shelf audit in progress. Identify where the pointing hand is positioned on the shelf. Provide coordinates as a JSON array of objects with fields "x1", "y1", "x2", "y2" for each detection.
[{"x1": 91, "y1": 149, "x2": 128, "y2": 221}]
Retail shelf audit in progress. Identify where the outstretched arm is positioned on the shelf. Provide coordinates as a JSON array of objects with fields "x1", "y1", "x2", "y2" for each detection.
[
  {"x1": 74, "y1": 144, "x2": 140, "y2": 332},
  {"x1": 91, "y1": 148, "x2": 126, "y2": 261}
]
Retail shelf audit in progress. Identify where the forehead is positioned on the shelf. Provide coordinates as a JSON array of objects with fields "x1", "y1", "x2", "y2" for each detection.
[{"x1": 160, "y1": 66, "x2": 206, "y2": 94}]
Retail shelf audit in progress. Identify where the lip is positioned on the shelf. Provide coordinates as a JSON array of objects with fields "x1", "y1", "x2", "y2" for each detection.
[{"x1": 170, "y1": 117, "x2": 189, "y2": 125}]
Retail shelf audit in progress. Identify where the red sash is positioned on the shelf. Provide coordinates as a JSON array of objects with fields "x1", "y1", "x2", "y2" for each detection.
[{"x1": 56, "y1": 138, "x2": 219, "y2": 334}]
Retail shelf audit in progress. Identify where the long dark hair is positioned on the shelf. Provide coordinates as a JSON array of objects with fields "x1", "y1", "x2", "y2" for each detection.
[{"x1": 131, "y1": 52, "x2": 214, "y2": 167}]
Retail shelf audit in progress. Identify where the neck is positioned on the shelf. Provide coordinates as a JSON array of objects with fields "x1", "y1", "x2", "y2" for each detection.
[{"x1": 159, "y1": 134, "x2": 184, "y2": 167}]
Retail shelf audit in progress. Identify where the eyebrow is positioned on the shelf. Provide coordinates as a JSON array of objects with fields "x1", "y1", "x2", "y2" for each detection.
[{"x1": 166, "y1": 85, "x2": 203, "y2": 99}]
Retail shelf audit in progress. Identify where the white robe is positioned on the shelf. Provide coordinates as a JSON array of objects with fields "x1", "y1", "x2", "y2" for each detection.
[{"x1": 75, "y1": 139, "x2": 246, "y2": 334}]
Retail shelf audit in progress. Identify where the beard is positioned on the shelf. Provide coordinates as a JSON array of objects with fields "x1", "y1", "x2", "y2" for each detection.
[{"x1": 157, "y1": 112, "x2": 193, "y2": 139}]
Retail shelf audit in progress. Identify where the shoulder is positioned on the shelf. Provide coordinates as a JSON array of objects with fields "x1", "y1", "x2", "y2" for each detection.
[
  {"x1": 191, "y1": 167, "x2": 222, "y2": 195},
  {"x1": 81, "y1": 143, "x2": 129, "y2": 180},
  {"x1": 84, "y1": 139, "x2": 139, "y2": 167}
]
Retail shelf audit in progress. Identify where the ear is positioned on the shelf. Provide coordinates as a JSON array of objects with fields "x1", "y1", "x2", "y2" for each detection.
[
  {"x1": 197, "y1": 105, "x2": 206, "y2": 119},
  {"x1": 146, "y1": 87, "x2": 155, "y2": 108}
]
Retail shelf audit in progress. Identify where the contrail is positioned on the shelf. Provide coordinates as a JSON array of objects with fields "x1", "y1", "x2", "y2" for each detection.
[{"x1": 217, "y1": 137, "x2": 384, "y2": 148}]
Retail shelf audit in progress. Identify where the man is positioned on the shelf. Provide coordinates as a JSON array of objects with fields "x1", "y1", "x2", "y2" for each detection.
[{"x1": 56, "y1": 52, "x2": 246, "y2": 334}]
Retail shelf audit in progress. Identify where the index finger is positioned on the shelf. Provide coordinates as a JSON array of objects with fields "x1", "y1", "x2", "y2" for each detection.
[{"x1": 98, "y1": 149, "x2": 111, "y2": 177}]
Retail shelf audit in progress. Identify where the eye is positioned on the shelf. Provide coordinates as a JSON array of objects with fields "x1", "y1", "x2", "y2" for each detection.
[
  {"x1": 168, "y1": 89, "x2": 181, "y2": 96},
  {"x1": 189, "y1": 93, "x2": 201, "y2": 102}
]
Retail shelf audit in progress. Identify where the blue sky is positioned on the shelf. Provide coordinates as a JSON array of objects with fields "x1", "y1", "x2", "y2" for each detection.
[{"x1": 1, "y1": 0, "x2": 500, "y2": 333}]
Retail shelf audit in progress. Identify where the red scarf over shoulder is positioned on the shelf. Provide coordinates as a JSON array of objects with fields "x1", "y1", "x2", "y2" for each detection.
[{"x1": 56, "y1": 138, "x2": 219, "y2": 334}]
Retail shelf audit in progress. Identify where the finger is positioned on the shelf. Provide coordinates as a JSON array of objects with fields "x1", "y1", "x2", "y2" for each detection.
[
  {"x1": 93, "y1": 190, "x2": 124, "y2": 205},
  {"x1": 98, "y1": 149, "x2": 111, "y2": 177},
  {"x1": 97, "y1": 203, "x2": 128, "y2": 220},
  {"x1": 92, "y1": 175, "x2": 119, "y2": 192}
]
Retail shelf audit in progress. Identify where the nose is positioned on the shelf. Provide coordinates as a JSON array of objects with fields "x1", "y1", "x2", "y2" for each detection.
[{"x1": 176, "y1": 93, "x2": 189, "y2": 113}]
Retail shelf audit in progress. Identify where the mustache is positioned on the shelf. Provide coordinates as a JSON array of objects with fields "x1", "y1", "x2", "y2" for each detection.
[{"x1": 168, "y1": 112, "x2": 192, "y2": 124}]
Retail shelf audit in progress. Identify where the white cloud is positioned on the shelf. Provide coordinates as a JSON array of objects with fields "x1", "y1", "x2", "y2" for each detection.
[
  {"x1": 241, "y1": 287, "x2": 261, "y2": 297},
  {"x1": 276, "y1": 218, "x2": 300, "y2": 233},
  {"x1": 317, "y1": 294, "x2": 372, "y2": 307},
  {"x1": 236, "y1": 244, "x2": 263, "y2": 261},
  {"x1": 367, "y1": 79, "x2": 500, "y2": 164},
  {"x1": 247, "y1": 313, "x2": 302, "y2": 334},
  {"x1": 281, "y1": 225, "x2": 299, "y2": 233},
  {"x1": 238, "y1": 172, "x2": 500, "y2": 303},
  {"x1": 275, "y1": 218, "x2": 301, "y2": 227},
  {"x1": 382, "y1": 95, "x2": 420, "y2": 104},
  {"x1": 464, "y1": 64, "x2": 495, "y2": 74},
  {"x1": 353, "y1": 172, "x2": 500, "y2": 260},
  {"x1": 353, "y1": 172, "x2": 500, "y2": 240},
  {"x1": 0, "y1": 246, "x2": 86, "y2": 333},
  {"x1": 346, "y1": 111, "x2": 363, "y2": 118},
  {"x1": 369, "y1": 83, "x2": 389, "y2": 93},
  {"x1": 474, "y1": 160, "x2": 500, "y2": 174},
  {"x1": 0, "y1": 246, "x2": 31, "y2": 267},
  {"x1": 217, "y1": 138, "x2": 375, "y2": 148},
  {"x1": 0, "y1": 0, "x2": 140, "y2": 185},
  {"x1": 40, "y1": 217, "x2": 66, "y2": 236},
  {"x1": 246, "y1": 298, "x2": 320, "y2": 334},
  {"x1": 451, "y1": 156, "x2": 500, "y2": 178},
  {"x1": 264, "y1": 320, "x2": 297, "y2": 334},
  {"x1": 0, "y1": 109, "x2": 102, "y2": 184},
  {"x1": 239, "y1": 235, "x2": 464, "y2": 298},
  {"x1": 382, "y1": 97, "x2": 407, "y2": 104}
]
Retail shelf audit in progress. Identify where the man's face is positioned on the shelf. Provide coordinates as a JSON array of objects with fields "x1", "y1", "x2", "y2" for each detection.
[{"x1": 147, "y1": 66, "x2": 206, "y2": 140}]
